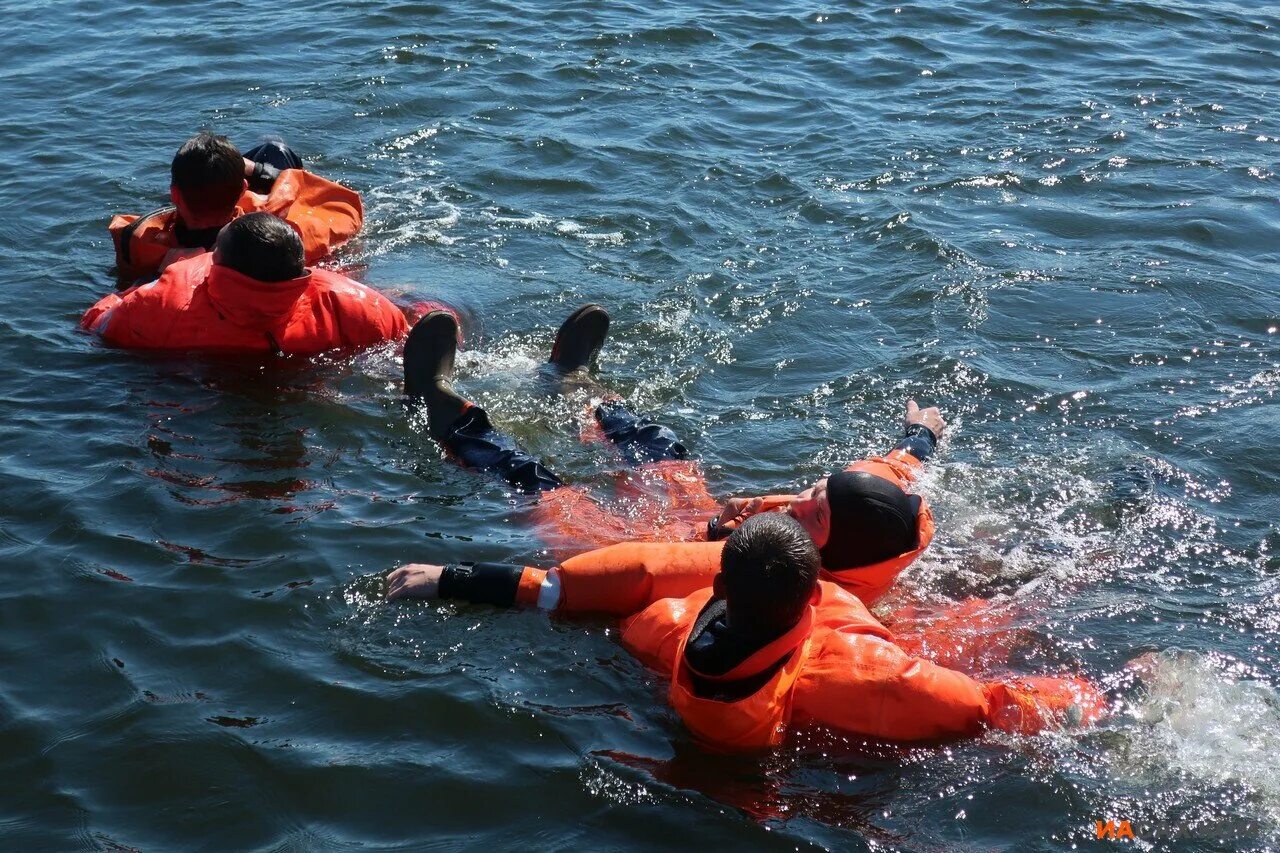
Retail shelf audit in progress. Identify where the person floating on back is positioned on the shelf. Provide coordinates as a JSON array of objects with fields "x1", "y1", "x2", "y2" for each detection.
[
  {"x1": 403, "y1": 305, "x2": 942, "y2": 607},
  {"x1": 110, "y1": 133, "x2": 363, "y2": 280},
  {"x1": 386, "y1": 513, "x2": 1107, "y2": 752},
  {"x1": 82, "y1": 212, "x2": 406, "y2": 356}
]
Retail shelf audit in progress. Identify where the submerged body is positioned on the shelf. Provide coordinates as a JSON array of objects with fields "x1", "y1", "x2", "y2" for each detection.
[{"x1": 531, "y1": 444, "x2": 935, "y2": 607}]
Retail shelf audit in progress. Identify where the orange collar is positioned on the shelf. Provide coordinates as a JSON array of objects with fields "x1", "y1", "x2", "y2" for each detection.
[
  {"x1": 687, "y1": 604, "x2": 815, "y2": 682},
  {"x1": 204, "y1": 262, "x2": 313, "y2": 330}
]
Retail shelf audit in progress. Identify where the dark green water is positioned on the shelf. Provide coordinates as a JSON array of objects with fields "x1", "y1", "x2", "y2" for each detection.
[{"x1": 2, "y1": 0, "x2": 1279, "y2": 849}]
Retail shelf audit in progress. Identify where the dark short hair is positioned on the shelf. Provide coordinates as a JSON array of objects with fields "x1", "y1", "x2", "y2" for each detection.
[
  {"x1": 170, "y1": 132, "x2": 244, "y2": 220},
  {"x1": 720, "y1": 513, "x2": 820, "y2": 636},
  {"x1": 214, "y1": 213, "x2": 305, "y2": 282}
]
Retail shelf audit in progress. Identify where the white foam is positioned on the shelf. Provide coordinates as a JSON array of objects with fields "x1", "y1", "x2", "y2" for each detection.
[{"x1": 1115, "y1": 650, "x2": 1280, "y2": 827}]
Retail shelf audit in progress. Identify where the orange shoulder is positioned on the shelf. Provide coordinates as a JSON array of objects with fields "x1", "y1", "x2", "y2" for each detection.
[
  {"x1": 309, "y1": 270, "x2": 407, "y2": 345},
  {"x1": 619, "y1": 588, "x2": 711, "y2": 676},
  {"x1": 793, "y1": 630, "x2": 990, "y2": 742}
]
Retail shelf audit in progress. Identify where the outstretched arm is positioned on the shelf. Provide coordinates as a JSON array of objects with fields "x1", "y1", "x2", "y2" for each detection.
[
  {"x1": 708, "y1": 399, "x2": 947, "y2": 539},
  {"x1": 267, "y1": 170, "x2": 364, "y2": 263},
  {"x1": 795, "y1": 633, "x2": 1105, "y2": 742},
  {"x1": 80, "y1": 278, "x2": 174, "y2": 348},
  {"x1": 847, "y1": 399, "x2": 945, "y2": 487},
  {"x1": 983, "y1": 675, "x2": 1109, "y2": 735},
  {"x1": 386, "y1": 540, "x2": 724, "y2": 618}
]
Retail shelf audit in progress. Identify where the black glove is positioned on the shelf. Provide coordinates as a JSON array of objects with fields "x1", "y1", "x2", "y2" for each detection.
[{"x1": 247, "y1": 161, "x2": 282, "y2": 194}]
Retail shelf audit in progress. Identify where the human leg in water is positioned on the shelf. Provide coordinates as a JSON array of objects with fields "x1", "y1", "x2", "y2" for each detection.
[
  {"x1": 533, "y1": 305, "x2": 718, "y2": 552},
  {"x1": 548, "y1": 304, "x2": 690, "y2": 465},
  {"x1": 405, "y1": 311, "x2": 562, "y2": 494},
  {"x1": 242, "y1": 137, "x2": 305, "y2": 193},
  {"x1": 242, "y1": 137, "x2": 304, "y2": 171}
]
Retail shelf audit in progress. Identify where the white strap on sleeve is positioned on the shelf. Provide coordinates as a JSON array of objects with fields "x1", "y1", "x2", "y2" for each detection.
[{"x1": 537, "y1": 569, "x2": 562, "y2": 611}]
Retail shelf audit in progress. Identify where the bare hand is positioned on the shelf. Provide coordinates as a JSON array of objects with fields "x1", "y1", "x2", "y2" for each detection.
[
  {"x1": 905, "y1": 399, "x2": 946, "y2": 438},
  {"x1": 244, "y1": 157, "x2": 258, "y2": 177},
  {"x1": 386, "y1": 564, "x2": 446, "y2": 601},
  {"x1": 714, "y1": 497, "x2": 764, "y2": 531}
]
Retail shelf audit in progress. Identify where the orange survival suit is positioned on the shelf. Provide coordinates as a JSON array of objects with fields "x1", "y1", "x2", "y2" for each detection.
[
  {"x1": 438, "y1": 542, "x2": 1106, "y2": 752},
  {"x1": 531, "y1": 445, "x2": 934, "y2": 608},
  {"x1": 110, "y1": 169, "x2": 363, "y2": 280},
  {"x1": 81, "y1": 253, "x2": 407, "y2": 355}
]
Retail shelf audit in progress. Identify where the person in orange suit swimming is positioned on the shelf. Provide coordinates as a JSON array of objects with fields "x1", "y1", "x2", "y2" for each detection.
[
  {"x1": 82, "y1": 213, "x2": 407, "y2": 356},
  {"x1": 110, "y1": 132, "x2": 363, "y2": 281},
  {"x1": 385, "y1": 513, "x2": 1106, "y2": 752},
  {"x1": 404, "y1": 305, "x2": 944, "y2": 608}
]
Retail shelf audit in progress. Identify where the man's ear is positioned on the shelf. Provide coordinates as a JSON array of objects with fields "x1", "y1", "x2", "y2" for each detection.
[
  {"x1": 809, "y1": 584, "x2": 821, "y2": 605},
  {"x1": 169, "y1": 184, "x2": 183, "y2": 211},
  {"x1": 712, "y1": 574, "x2": 726, "y2": 598}
]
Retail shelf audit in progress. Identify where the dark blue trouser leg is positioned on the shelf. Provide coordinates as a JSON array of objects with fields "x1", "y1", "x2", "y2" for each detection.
[
  {"x1": 441, "y1": 407, "x2": 563, "y2": 494},
  {"x1": 595, "y1": 399, "x2": 687, "y2": 465},
  {"x1": 243, "y1": 138, "x2": 304, "y2": 171}
]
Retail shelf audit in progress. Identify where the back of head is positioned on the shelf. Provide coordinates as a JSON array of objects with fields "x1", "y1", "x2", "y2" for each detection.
[
  {"x1": 171, "y1": 132, "x2": 245, "y2": 222},
  {"x1": 214, "y1": 213, "x2": 305, "y2": 282},
  {"x1": 720, "y1": 513, "x2": 821, "y2": 637},
  {"x1": 820, "y1": 470, "x2": 920, "y2": 569}
]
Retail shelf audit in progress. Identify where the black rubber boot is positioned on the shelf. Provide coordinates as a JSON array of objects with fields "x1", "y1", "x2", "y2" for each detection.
[
  {"x1": 548, "y1": 304, "x2": 610, "y2": 395},
  {"x1": 550, "y1": 304, "x2": 610, "y2": 373},
  {"x1": 404, "y1": 311, "x2": 468, "y2": 440}
]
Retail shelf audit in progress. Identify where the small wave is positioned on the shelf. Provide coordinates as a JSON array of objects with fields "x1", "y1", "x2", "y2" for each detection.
[
  {"x1": 383, "y1": 126, "x2": 439, "y2": 151},
  {"x1": 483, "y1": 210, "x2": 625, "y2": 245}
]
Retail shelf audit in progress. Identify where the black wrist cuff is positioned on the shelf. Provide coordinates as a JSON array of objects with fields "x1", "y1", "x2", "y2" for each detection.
[
  {"x1": 895, "y1": 423, "x2": 938, "y2": 462},
  {"x1": 438, "y1": 562, "x2": 525, "y2": 607}
]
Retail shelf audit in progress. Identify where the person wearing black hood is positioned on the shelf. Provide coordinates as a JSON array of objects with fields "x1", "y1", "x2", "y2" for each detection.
[
  {"x1": 402, "y1": 305, "x2": 945, "y2": 609},
  {"x1": 702, "y1": 401, "x2": 942, "y2": 606}
]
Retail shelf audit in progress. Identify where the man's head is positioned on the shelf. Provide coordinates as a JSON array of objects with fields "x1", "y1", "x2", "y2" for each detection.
[
  {"x1": 716, "y1": 513, "x2": 821, "y2": 637},
  {"x1": 788, "y1": 471, "x2": 920, "y2": 570},
  {"x1": 169, "y1": 132, "x2": 246, "y2": 228},
  {"x1": 212, "y1": 213, "x2": 305, "y2": 282}
]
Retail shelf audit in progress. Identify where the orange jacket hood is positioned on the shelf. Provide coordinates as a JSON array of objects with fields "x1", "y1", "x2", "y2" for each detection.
[{"x1": 205, "y1": 262, "x2": 313, "y2": 331}]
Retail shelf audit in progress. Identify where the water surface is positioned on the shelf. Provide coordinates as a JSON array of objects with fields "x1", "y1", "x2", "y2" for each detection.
[{"x1": 2, "y1": 0, "x2": 1279, "y2": 849}]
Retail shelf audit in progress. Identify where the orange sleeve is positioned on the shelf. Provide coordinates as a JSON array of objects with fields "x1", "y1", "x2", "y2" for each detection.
[
  {"x1": 515, "y1": 567, "x2": 547, "y2": 608},
  {"x1": 554, "y1": 541, "x2": 723, "y2": 618},
  {"x1": 983, "y1": 676, "x2": 1108, "y2": 735},
  {"x1": 82, "y1": 281, "x2": 175, "y2": 348},
  {"x1": 619, "y1": 589, "x2": 711, "y2": 677},
  {"x1": 269, "y1": 170, "x2": 363, "y2": 263},
  {"x1": 796, "y1": 634, "x2": 993, "y2": 741},
  {"x1": 799, "y1": 632, "x2": 1106, "y2": 742},
  {"x1": 845, "y1": 454, "x2": 922, "y2": 488},
  {"x1": 108, "y1": 214, "x2": 139, "y2": 267},
  {"x1": 338, "y1": 286, "x2": 408, "y2": 347},
  {"x1": 80, "y1": 291, "x2": 126, "y2": 334}
]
